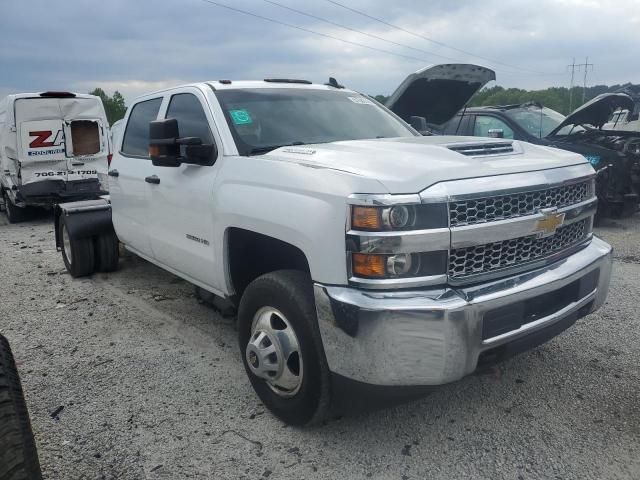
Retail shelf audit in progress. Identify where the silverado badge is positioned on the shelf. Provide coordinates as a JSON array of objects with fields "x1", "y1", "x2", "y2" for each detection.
[{"x1": 534, "y1": 208, "x2": 565, "y2": 238}]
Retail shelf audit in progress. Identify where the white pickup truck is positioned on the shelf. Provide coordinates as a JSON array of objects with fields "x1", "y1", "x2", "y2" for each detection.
[{"x1": 55, "y1": 71, "x2": 613, "y2": 425}]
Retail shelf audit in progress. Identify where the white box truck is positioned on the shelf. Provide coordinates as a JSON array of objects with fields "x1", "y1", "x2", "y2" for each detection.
[{"x1": 0, "y1": 91, "x2": 110, "y2": 223}]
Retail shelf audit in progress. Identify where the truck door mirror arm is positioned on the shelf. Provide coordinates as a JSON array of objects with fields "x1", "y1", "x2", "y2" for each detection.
[{"x1": 149, "y1": 118, "x2": 217, "y2": 167}]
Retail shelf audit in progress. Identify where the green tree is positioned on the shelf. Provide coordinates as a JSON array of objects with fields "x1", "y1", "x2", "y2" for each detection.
[{"x1": 89, "y1": 88, "x2": 127, "y2": 125}]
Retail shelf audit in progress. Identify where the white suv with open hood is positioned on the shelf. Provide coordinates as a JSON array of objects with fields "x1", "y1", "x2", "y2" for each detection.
[{"x1": 0, "y1": 91, "x2": 109, "y2": 222}]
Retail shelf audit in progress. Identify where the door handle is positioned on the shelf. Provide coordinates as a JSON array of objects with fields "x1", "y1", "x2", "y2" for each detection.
[
  {"x1": 72, "y1": 161, "x2": 85, "y2": 166},
  {"x1": 108, "y1": 169, "x2": 119, "y2": 177},
  {"x1": 145, "y1": 175, "x2": 160, "y2": 185}
]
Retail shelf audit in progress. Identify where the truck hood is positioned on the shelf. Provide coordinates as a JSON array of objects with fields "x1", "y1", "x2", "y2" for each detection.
[
  {"x1": 549, "y1": 93, "x2": 635, "y2": 134},
  {"x1": 385, "y1": 64, "x2": 496, "y2": 126},
  {"x1": 265, "y1": 136, "x2": 588, "y2": 193}
]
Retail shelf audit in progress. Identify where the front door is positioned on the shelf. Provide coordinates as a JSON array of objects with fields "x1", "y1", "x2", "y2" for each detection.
[{"x1": 146, "y1": 90, "x2": 221, "y2": 289}]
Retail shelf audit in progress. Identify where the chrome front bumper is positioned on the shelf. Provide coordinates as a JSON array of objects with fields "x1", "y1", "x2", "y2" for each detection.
[{"x1": 314, "y1": 236, "x2": 612, "y2": 387}]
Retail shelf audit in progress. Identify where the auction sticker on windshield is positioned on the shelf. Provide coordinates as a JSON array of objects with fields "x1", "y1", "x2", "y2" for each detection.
[
  {"x1": 348, "y1": 96, "x2": 374, "y2": 105},
  {"x1": 230, "y1": 109, "x2": 253, "y2": 125}
]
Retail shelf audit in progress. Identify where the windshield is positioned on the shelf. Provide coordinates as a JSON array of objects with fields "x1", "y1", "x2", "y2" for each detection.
[
  {"x1": 504, "y1": 106, "x2": 565, "y2": 138},
  {"x1": 214, "y1": 88, "x2": 415, "y2": 155}
]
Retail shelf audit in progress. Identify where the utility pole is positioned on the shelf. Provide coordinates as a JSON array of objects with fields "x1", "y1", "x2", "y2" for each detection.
[
  {"x1": 567, "y1": 57, "x2": 576, "y2": 112},
  {"x1": 581, "y1": 56, "x2": 594, "y2": 104},
  {"x1": 568, "y1": 57, "x2": 594, "y2": 111}
]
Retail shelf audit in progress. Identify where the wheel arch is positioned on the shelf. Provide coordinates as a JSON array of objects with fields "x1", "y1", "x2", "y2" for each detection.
[{"x1": 225, "y1": 227, "x2": 311, "y2": 301}]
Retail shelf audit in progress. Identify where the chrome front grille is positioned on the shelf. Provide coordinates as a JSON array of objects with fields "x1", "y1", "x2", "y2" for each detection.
[
  {"x1": 449, "y1": 219, "x2": 589, "y2": 279},
  {"x1": 449, "y1": 180, "x2": 592, "y2": 227}
]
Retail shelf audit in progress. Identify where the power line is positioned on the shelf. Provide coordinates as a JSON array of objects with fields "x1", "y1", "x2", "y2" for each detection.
[
  {"x1": 260, "y1": 0, "x2": 462, "y2": 64},
  {"x1": 200, "y1": 0, "x2": 432, "y2": 63},
  {"x1": 199, "y1": 0, "x2": 561, "y2": 81},
  {"x1": 324, "y1": 0, "x2": 547, "y2": 75}
]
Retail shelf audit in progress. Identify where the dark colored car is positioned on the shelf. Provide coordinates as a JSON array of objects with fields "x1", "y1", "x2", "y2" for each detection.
[{"x1": 386, "y1": 66, "x2": 640, "y2": 218}]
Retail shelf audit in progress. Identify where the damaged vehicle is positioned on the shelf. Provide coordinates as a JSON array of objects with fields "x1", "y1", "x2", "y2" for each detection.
[
  {"x1": 386, "y1": 68, "x2": 640, "y2": 218},
  {"x1": 0, "y1": 91, "x2": 110, "y2": 223},
  {"x1": 603, "y1": 84, "x2": 640, "y2": 132}
]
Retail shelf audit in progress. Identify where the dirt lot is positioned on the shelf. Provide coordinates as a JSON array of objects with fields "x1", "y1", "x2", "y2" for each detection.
[{"x1": 0, "y1": 212, "x2": 639, "y2": 480}]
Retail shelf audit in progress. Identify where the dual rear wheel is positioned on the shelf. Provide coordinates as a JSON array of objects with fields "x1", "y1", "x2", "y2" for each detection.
[{"x1": 59, "y1": 215, "x2": 119, "y2": 277}]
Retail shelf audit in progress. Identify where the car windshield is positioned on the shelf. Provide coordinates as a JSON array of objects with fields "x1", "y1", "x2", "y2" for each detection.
[
  {"x1": 214, "y1": 88, "x2": 416, "y2": 155},
  {"x1": 504, "y1": 106, "x2": 566, "y2": 138}
]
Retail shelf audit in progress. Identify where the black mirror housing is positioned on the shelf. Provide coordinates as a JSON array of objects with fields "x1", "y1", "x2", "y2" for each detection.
[
  {"x1": 149, "y1": 118, "x2": 217, "y2": 167},
  {"x1": 184, "y1": 143, "x2": 217, "y2": 165},
  {"x1": 150, "y1": 119, "x2": 181, "y2": 167},
  {"x1": 409, "y1": 116, "x2": 428, "y2": 132}
]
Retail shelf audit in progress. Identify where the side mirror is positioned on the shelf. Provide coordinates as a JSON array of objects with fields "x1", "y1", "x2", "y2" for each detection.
[
  {"x1": 629, "y1": 113, "x2": 639, "y2": 121},
  {"x1": 409, "y1": 116, "x2": 428, "y2": 133},
  {"x1": 149, "y1": 118, "x2": 217, "y2": 167},
  {"x1": 488, "y1": 128, "x2": 504, "y2": 139},
  {"x1": 150, "y1": 119, "x2": 181, "y2": 167}
]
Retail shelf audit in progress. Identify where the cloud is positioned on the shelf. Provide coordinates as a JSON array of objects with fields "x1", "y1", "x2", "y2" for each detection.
[{"x1": 1, "y1": 0, "x2": 639, "y2": 103}]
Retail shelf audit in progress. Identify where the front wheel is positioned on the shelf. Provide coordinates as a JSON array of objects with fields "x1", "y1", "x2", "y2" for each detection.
[
  {"x1": 238, "y1": 270, "x2": 331, "y2": 426},
  {"x1": 2, "y1": 190, "x2": 27, "y2": 224}
]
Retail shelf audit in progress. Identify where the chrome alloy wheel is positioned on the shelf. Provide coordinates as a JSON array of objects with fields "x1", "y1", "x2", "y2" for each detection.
[
  {"x1": 246, "y1": 306, "x2": 303, "y2": 397},
  {"x1": 62, "y1": 224, "x2": 72, "y2": 264}
]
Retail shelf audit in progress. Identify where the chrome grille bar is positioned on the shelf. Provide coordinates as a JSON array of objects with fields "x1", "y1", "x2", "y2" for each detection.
[
  {"x1": 449, "y1": 218, "x2": 589, "y2": 279},
  {"x1": 449, "y1": 179, "x2": 593, "y2": 227}
]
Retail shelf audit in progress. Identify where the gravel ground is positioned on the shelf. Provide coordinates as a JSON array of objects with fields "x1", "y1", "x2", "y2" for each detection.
[{"x1": 0, "y1": 211, "x2": 638, "y2": 480}]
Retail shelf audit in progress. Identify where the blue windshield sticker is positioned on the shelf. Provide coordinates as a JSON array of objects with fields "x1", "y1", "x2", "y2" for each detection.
[
  {"x1": 584, "y1": 154, "x2": 601, "y2": 166},
  {"x1": 229, "y1": 109, "x2": 252, "y2": 125}
]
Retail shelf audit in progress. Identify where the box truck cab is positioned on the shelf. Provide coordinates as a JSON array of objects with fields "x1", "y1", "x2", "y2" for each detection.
[{"x1": 0, "y1": 91, "x2": 109, "y2": 223}]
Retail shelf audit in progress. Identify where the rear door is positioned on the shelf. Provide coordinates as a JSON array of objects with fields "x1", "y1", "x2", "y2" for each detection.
[
  {"x1": 109, "y1": 96, "x2": 164, "y2": 257},
  {"x1": 18, "y1": 118, "x2": 68, "y2": 184},
  {"x1": 62, "y1": 117, "x2": 108, "y2": 182}
]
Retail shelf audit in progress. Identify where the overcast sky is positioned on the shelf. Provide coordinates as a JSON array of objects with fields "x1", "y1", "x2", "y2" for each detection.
[{"x1": 2, "y1": 0, "x2": 639, "y2": 102}]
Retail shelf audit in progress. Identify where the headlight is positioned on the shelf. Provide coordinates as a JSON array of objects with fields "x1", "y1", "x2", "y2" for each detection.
[
  {"x1": 351, "y1": 251, "x2": 447, "y2": 279},
  {"x1": 350, "y1": 203, "x2": 448, "y2": 231}
]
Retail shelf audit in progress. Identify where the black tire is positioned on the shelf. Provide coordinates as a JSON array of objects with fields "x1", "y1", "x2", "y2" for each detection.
[
  {"x1": 94, "y1": 232, "x2": 119, "y2": 272},
  {"x1": 59, "y1": 215, "x2": 95, "y2": 278},
  {"x1": 0, "y1": 335, "x2": 43, "y2": 480},
  {"x1": 3, "y1": 191, "x2": 27, "y2": 224},
  {"x1": 238, "y1": 270, "x2": 331, "y2": 426}
]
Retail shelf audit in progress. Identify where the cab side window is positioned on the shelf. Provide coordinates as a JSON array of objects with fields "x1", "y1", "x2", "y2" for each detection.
[
  {"x1": 121, "y1": 98, "x2": 163, "y2": 157},
  {"x1": 166, "y1": 93, "x2": 213, "y2": 145},
  {"x1": 473, "y1": 115, "x2": 515, "y2": 139}
]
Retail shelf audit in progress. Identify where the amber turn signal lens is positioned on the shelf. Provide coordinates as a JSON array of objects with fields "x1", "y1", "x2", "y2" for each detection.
[
  {"x1": 149, "y1": 145, "x2": 160, "y2": 157},
  {"x1": 352, "y1": 206, "x2": 382, "y2": 230},
  {"x1": 352, "y1": 253, "x2": 386, "y2": 278}
]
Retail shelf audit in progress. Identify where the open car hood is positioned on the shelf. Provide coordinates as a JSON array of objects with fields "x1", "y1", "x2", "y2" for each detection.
[
  {"x1": 385, "y1": 64, "x2": 496, "y2": 127},
  {"x1": 549, "y1": 93, "x2": 634, "y2": 135}
]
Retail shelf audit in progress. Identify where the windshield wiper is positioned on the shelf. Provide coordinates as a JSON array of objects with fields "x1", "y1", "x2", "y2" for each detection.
[{"x1": 248, "y1": 141, "x2": 306, "y2": 156}]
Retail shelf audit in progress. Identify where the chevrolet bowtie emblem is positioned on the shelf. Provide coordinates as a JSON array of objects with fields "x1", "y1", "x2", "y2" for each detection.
[{"x1": 534, "y1": 208, "x2": 565, "y2": 237}]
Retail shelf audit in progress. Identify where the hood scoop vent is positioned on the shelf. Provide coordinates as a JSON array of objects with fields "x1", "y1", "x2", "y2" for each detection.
[{"x1": 447, "y1": 141, "x2": 514, "y2": 157}]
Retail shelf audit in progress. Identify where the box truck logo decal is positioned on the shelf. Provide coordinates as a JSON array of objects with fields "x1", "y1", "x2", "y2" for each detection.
[{"x1": 27, "y1": 130, "x2": 65, "y2": 156}]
